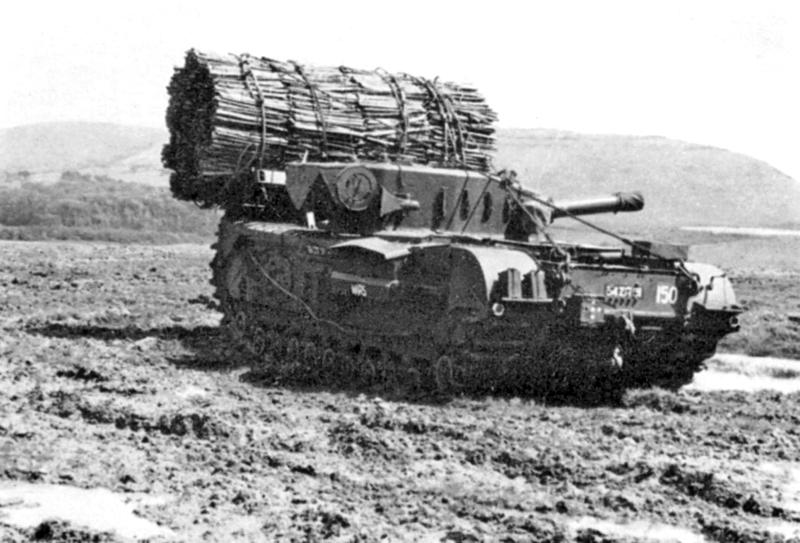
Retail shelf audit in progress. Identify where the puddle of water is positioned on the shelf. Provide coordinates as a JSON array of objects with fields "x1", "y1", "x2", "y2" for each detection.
[
  {"x1": 686, "y1": 371, "x2": 800, "y2": 393},
  {"x1": 684, "y1": 354, "x2": 800, "y2": 393},
  {"x1": 0, "y1": 482, "x2": 173, "y2": 540},
  {"x1": 568, "y1": 517, "x2": 705, "y2": 542},
  {"x1": 711, "y1": 354, "x2": 800, "y2": 374},
  {"x1": 766, "y1": 520, "x2": 800, "y2": 538},
  {"x1": 786, "y1": 473, "x2": 800, "y2": 514},
  {"x1": 682, "y1": 226, "x2": 800, "y2": 237},
  {"x1": 758, "y1": 463, "x2": 800, "y2": 514},
  {"x1": 174, "y1": 385, "x2": 207, "y2": 399}
]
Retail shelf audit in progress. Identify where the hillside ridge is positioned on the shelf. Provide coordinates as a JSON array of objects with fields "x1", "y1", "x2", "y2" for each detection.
[
  {"x1": 2, "y1": 122, "x2": 797, "y2": 229},
  {"x1": 0, "y1": 121, "x2": 166, "y2": 173},
  {"x1": 494, "y1": 130, "x2": 799, "y2": 229}
]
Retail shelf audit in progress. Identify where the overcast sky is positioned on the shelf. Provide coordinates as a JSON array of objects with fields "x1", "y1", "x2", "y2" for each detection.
[{"x1": 1, "y1": 1, "x2": 798, "y2": 180}]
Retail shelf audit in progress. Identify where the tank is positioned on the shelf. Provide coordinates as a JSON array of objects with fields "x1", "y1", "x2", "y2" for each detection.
[
  {"x1": 164, "y1": 50, "x2": 743, "y2": 399},
  {"x1": 209, "y1": 162, "x2": 743, "y2": 399}
]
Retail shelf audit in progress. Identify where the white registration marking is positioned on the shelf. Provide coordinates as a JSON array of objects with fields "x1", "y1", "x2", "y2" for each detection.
[{"x1": 605, "y1": 285, "x2": 642, "y2": 299}]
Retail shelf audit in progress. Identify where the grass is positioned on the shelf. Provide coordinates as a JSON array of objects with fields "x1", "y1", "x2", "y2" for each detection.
[
  {"x1": 0, "y1": 225, "x2": 214, "y2": 245},
  {"x1": 719, "y1": 310, "x2": 800, "y2": 360},
  {"x1": 710, "y1": 243, "x2": 800, "y2": 360}
]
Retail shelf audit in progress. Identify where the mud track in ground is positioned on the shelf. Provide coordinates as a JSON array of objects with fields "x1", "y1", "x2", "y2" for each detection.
[{"x1": 1, "y1": 240, "x2": 800, "y2": 542}]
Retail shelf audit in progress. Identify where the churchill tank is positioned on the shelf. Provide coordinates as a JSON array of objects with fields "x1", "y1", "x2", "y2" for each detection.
[
  {"x1": 209, "y1": 162, "x2": 743, "y2": 398},
  {"x1": 163, "y1": 50, "x2": 743, "y2": 399}
]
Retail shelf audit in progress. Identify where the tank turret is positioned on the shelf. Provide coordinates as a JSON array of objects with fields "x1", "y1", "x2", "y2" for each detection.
[{"x1": 278, "y1": 161, "x2": 644, "y2": 239}]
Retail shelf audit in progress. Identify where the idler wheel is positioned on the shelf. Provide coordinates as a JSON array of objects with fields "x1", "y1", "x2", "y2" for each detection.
[
  {"x1": 496, "y1": 353, "x2": 521, "y2": 391},
  {"x1": 434, "y1": 355, "x2": 463, "y2": 395},
  {"x1": 303, "y1": 342, "x2": 319, "y2": 365},
  {"x1": 285, "y1": 337, "x2": 300, "y2": 362},
  {"x1": 359, "y1": 348, "x2": 378, "y2": 386},
  {"x1": 229, "y1": 309, "x2": 248, "y2": 341},
  {"x1": 379, "y1": 352, "x2": 399, "y2": 391},
  {"x1": 407, "y1": 367, "x2": 422, "y2": 392},
  {"x1": 320, "y1": 348, "x2": 336, "y2": 375},
  {"x1": 341, "y1": 352, "x2": 359, "y2": 382},
  {"x1": 250, "y1": 327, "x2": 268, "y2": 356},
  {"x1": 266, "y1": 330, "x2": 282, "y2": 358},
  {"x1": 399, "y1": 355, "x2": 422, "y2": 392},
  {"x1": 302, "y1": 342, "x2": 321, "y2": 383}
]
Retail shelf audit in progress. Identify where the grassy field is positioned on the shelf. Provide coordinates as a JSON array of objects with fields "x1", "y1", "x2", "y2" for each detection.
[
  {"x1": 686, "y1": 235, "x2": 800, "y2": 359},
  {"x1": 0, "y1": 225, "x2": 214, "y2": 244}
]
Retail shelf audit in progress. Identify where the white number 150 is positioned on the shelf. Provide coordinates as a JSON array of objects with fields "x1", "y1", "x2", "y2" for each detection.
[{"x1": 656, "y1": 285, "x2": 678, "y2": 305}]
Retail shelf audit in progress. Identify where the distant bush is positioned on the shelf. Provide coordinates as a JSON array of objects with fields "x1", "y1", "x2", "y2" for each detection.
[
  {"x1": 0, "y1": 225, "x2": 213, "y2": 244},
  {"x1": 0, "y1": 171, "x2": 219, "y2": 242},
  {"x1": 1, "y1": 170, "x2": 31, "y2": 183}
]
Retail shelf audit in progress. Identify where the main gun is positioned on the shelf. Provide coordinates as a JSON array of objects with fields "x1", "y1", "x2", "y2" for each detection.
[
  {"x1": 503, "y1": 180, "x2": 644, "y2": 240},
  {"x1": 550, "y1": 192, "x2": 644, "y2": 219}
]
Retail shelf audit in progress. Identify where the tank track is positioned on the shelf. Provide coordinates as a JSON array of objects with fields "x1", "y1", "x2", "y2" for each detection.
[
  {"x1": 209, "y1": 237, "x2": 716, "y2": 403},
  {"x1": 218, "y1": 303, "x2": 632, "y2": 402},
  {"x1": 210, "y1": 257, "x2": 631, "y2": 403}
]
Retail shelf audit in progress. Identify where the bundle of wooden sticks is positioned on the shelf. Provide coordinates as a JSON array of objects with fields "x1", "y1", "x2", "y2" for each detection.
[{"x1": 163, "y1": 50, "x2": 497, "y2": 207}]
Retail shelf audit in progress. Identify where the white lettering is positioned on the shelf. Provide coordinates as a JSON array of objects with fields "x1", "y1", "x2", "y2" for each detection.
[{"x1": 656, "y1": 285, "x2": 679, "y2": 305}]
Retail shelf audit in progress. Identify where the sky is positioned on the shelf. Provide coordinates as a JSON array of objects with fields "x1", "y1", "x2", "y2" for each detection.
[{"x1": 1, "y1": 1, "x2": 798, "y2": 180}]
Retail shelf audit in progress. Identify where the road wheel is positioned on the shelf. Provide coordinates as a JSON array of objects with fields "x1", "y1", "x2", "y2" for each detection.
[
  {"x1": 320, "y1": 348, "x2": 337, "y2": 378},
  {"x1": 301, "y1": 342, "x2": 320, "y2": 383},
  {"x1": 250, "y1": 326, "x2": 267, "y2": 356},
  {"x1": 435, "y1": 355, "x2": 462, "y2": 395},
  {"x1": 359, "y1": 348, "x2": 378, "y2": 386},
  {"x1": 285, "y1": 337, "x2": 300, "y2": 363},
  {"x1": 265, "y1": 330, "x2": 282, "y2": 358},
  {"x1": 228, "y1": 309, "x2": 248, "y2": 342},
  {"x1": 235, "y1": 310, "x2": 248, "y2": 332},
  {"x1": 303, "y1": 341, "x2": 318, "y2": 365},
  {"x1": 379, "y1": 352, "x2": 400, "y2": 392}
]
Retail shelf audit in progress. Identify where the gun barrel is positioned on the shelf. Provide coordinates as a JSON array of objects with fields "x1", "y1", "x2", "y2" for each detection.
[{"x1": 551, "y1": 191, "x2": 644, "y2": 219}]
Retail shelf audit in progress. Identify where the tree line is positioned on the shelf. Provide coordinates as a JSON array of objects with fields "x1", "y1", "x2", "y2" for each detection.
[{"x1": 0, "y1": 171, "x2": 219, "y2": 242}]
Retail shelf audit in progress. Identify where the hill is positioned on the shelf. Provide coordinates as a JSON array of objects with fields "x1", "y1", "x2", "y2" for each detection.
[
  {"x1": 495, "y1": 129, "x2": 800, "y2": 231},
  {"x1": 0, "y1": 122, "x2": 167, "y2": 185},
  {"x1": 2, "y1": 122, "x2": 798, "y2": 230}
]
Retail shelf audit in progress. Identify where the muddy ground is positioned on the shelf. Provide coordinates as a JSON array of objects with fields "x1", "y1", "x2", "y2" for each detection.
[{"x1": 1, "y1": 240, "x2": 800, "y2": 542}]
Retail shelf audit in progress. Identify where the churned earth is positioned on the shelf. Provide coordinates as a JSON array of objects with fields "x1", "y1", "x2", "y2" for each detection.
[{"x1": 1, "y1": 240, "x2": 800, "y2": 542}]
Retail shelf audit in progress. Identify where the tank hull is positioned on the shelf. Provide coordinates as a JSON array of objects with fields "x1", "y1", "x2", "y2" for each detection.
[{"x1": 211, "y1": 218, "x2": 742, "y2": 400}]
